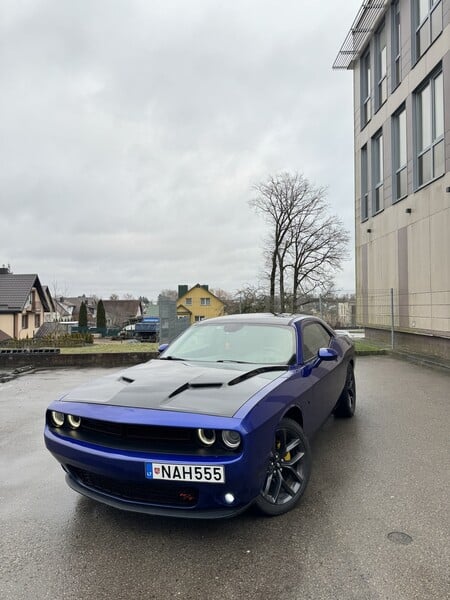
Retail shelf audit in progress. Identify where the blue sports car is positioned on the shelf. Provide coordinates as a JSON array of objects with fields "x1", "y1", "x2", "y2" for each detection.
[{"x1": 44, "y1": 314, "x2": 355, "y2": 518}]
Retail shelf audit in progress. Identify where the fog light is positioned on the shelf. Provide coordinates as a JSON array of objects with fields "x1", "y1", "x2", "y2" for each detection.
[
  {"x1": 224, "y1": 493, "x2": 235, "y2": 504},
  {"x1": 197, "y1": 428, "x2": 216, "y2": 446},
  {"x1": 67, "y1": 414, "x2": 81, "y2": 429},
  {"x1": 222, "y1": 430, "x2": 241, "y2": 449},
  {"x1": 50, "y1": 411, "x2": 65, "y2": 427}
]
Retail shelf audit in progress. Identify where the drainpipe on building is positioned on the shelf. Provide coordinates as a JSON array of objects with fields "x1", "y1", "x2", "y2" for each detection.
[{"x1": 390, "y1": 288, "x2": 395, "y2": 350}]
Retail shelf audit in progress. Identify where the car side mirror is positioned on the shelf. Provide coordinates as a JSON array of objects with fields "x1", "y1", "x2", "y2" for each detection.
[
  {"x1": 158, "y1": 343, "x2": 169, "y2": 354},
  {"x1": 301, "y1": 347, "x2": 338, "y2": 377},
  {"x1": 317, "y1": 347, "x2": 338, "y2": 361}
]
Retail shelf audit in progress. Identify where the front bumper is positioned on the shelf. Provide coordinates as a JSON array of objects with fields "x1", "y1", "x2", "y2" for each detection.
[
  {"x1": 65, "y1": 473, "x2": 252, "y2": 519},
  {"x1": 45, "y1": 425, "x2": 265, "y2": 518}
]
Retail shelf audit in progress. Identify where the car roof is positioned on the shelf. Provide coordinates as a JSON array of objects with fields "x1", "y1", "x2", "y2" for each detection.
[{"x1": 196, "y1": 313, "x2": 313, "y2": 327}]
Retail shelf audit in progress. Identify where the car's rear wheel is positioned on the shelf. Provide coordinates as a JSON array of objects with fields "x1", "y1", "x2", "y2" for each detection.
[
  {"x1": 255, "y1": 417, "x2": 311, "y2": 516},
  {"x1": 333, "y1": 364, "x2": 356, "y2": 418}
]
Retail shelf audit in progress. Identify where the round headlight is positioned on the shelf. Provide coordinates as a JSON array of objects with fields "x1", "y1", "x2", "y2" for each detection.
[
  {"x1": 67, "y1": 414, "x2": 81, "y2": 429},
  {"x1": 197, "y1": 428, "x2": 216, "y2": 446},
  {"x1": 50, "y1": 411, "x2": 65, "y2": 427},
  {"x1": 222, "y1": 430, "x2": 242, "y2": 449}
]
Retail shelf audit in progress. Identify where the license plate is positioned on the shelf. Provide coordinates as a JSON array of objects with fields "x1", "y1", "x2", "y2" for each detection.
[{"x1": 145, "y1": 463, "x2": 225, "y2": 483}]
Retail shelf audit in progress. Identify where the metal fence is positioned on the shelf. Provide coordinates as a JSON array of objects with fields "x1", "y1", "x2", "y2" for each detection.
[
  {"x1": 353, "y1": 288, "x2": 449, "y2": 353},
  {"x1": 290, "y1": 288, "x2": 449, "y2": 350},
  {"x1": 357, "y1": 288, "x2": 449, "y2": 329}
]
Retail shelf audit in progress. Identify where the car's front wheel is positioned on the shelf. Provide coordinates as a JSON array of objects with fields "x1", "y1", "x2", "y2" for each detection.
[{"x1": 255, "y1": 417, "x2": 311, "y2": 516}]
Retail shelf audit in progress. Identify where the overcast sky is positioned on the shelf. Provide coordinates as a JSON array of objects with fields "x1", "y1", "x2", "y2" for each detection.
[{"x1": 1, "y1": 0, "x2": 361, "y2": 301}]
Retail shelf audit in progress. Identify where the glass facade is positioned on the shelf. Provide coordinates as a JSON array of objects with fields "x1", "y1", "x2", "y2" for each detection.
[
  {"x1": 416, "y1": 69, "x2": 444, "y2": 187},
  {"x1": 392, "y1": 1, "x2": 401, "y2": 89},
  {"x1": 414, "y1": 0, "x2": 442, "y2": 62},
  {"x1": 372, "y1": 131, "x2": 383, "y2": 214},
  {"x1": 361, "y1": 50, "x2": 371, "y2": 128},
  {"x1": 393, "y1": 107, "x2": 407, "y2": 201},
  {"x1": 361, "y1": 145, "x2": 369, "y2": 221},
  {"x1": 375, "y1": 21, "x2": 387, "y2": 109}
]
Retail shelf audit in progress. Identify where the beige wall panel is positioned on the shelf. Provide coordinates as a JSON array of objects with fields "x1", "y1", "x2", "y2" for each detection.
[
  {"x1": 408, "y1": 219, "x2": 432, "y2": 292},
  {"x1": 430, "y1": 209, "x2": 450, "y2": 292},
  {"x1": 366, "y1": 232, "x2": 398, "y2": 326},
  {"x1": 430, "y1": 209, "x2": 450, "y2": 332},
  {"x1": 408, "y1": 218, "x2": 433, "y2": 330},
  {"x1": 0, "y1": 315, "x2": 14, "y2": 337}
]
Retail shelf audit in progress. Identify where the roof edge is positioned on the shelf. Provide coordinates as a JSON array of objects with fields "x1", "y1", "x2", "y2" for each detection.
[{"x1": 333, "y1": 0, "x2": 389, "y2": 70}]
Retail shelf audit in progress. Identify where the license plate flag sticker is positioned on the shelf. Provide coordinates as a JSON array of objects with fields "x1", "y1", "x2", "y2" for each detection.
[{"x1": 145, "y1": 463, "x2": 225, "y2": 483}]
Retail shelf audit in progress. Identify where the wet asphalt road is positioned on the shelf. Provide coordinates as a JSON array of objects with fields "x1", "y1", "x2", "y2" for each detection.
[{"x1": 0, "y1": 357, "x2": 449, "y2": 600}]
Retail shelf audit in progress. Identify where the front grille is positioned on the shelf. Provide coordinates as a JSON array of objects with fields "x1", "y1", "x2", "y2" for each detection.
[
  {"x1": 69, "y1": 467, "x2": 198, "y2": 507},
  {"x1": 80, "y1": 419, "x2": 197, "y2": 452},
  {"x1": 48, "y1": 414, "x2": 240, "y2": 456}
]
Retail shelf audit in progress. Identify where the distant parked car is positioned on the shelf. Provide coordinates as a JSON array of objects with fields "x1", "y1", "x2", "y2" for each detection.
[
  {"x1": 44, "y1": 313, "x2": 355, "y2": 518},
  {"x1": 118, "y1": 324, "x2": 135, "y2": 338}
]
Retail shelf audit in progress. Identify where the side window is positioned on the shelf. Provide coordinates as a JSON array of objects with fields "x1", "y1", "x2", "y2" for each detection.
[{"x1": 301, "y1": 322, "x2": 332, "y2": 363}]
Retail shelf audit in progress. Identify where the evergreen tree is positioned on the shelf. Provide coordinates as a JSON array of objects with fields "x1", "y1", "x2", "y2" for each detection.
[
  {"x1": 78, "y1": 301, "x2": 88, "y2": 329},
  {"x1": 96, "y1": 299, "x2": 106, "y2": 329}
]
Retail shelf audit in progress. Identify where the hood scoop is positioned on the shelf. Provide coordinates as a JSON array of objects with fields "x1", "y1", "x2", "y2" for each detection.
[
  {"x1": 169, "y1": 381, "x2": 223, "y2": 399},
  {"x1": 168, "y1": 366, "x2": 289, "y2": 398}
]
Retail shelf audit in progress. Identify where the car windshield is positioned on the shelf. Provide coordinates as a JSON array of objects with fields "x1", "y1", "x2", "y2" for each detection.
[{"x1": 161, "y1": 322, "x2": 296, "y2": 365}]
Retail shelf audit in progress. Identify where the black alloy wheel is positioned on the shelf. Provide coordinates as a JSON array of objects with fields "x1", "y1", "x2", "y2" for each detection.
[
  {"x1": 333, "y1": 363, "x2": 356, "y2": 418},
  {"x1": 255, "y1": 417, "x2": 311, "y2": 516}
]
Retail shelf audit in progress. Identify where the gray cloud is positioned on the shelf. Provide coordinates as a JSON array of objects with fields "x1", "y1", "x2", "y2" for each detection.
[{"x1": 1, "y1": 0, "x2": 360, "y2": 299}]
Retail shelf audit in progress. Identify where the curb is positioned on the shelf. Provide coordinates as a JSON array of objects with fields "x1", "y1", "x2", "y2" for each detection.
[{"x1": 388, "y1": 350, "x2": 450, "y2": 373}]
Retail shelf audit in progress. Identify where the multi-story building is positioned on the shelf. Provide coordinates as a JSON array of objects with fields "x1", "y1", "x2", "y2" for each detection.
[{"x1": 334, "y1": 0, "x2": 449, "y2": 360}]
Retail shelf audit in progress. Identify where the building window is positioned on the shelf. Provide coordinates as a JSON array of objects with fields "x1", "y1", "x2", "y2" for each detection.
[
  {"x1": 361, "y1": 145, "x2": 369, "y2": 221},
  {"x1": 414, "y1": 0, "x2": 442, "y2": 62},
  {"x1": 375, "y1": 21, "x2": 387, "y2": 110},
  {"x1": 200, "y1": 297, "x2": 211, "y2": 306},
  {"x1": 185, "y1": 297, "x2": 192, "y2": 306},
  {"x1": 35, "y1": 314, "x2": 41, "y2": 328},
  {"x1": 415, "y1": 69, "x2": 444, "y2": 187},
  {"x1": 392, "y1": 1, "x2": 401, "y2": 89},
  {"x1": 361, "y1": 49, "x2": 371, "y2": 128},
  {"x1": 393, "y1": 106, "x2": 407, "y2": 201},
  {"x1": 195, "y1": 316, "x2": 205, "y2": 322},
  {"x1": 22, "y1": 314, "x2": 28, "y2": 329},
  {"x1": 372, "y1": 130, "x2": 384, "y2": 214}
]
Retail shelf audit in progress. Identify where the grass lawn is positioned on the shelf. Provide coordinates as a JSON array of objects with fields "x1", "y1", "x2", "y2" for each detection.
[{"x1": 354, "y1": 338, "x2": 388, "y2": 353}]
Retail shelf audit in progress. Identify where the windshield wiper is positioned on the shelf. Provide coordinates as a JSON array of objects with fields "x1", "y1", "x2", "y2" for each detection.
[
  {"x1": 160, "y1": 356, "x2": 185, "y2": 361},
  {"x1": 216, "y1": 359, "x2": 254, "y2": 364}
]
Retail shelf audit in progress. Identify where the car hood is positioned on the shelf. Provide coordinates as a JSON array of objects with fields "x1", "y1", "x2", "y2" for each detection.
[{"x1": 60, "y1": 359, "x2": 288, "y2": 417}]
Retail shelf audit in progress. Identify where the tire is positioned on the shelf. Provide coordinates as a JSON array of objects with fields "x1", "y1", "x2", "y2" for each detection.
[
  {"x1": 255, "y1": 417, "x2": 311, "y2": 516},
  {"x1": 333, "y1": 364, "x2": 356, "y2": 418}
]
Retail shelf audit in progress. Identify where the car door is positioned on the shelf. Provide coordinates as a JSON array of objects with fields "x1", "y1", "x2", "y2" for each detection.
[{"x1": 298, "y1": 320, "x2": 341, "y2": 434}]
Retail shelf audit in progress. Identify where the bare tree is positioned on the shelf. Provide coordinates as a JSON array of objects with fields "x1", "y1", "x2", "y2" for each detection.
[
  {"x1": 210, "y1": 288, "x2": 235, "y2": 314},
  {"x1": 235, "y1": 285, "x2": 269, "y2": 313},
  {"x1": 287, "y1": 211, "x2": 349, "y2": 313},
  {"x1": 250, "y1": 172, "x2": 350, "y2": 313},
  {"x1": 250, "y1": 173, "x2": 309, "y2": 312}
]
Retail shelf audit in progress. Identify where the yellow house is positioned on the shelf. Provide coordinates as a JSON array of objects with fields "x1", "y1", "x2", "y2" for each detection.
[{"x1": 176, "y1": 284, "x2": 225, "y2": 325}]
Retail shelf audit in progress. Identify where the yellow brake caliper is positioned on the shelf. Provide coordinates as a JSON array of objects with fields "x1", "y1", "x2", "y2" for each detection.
[{"x1": 276, "y1": 440, "x2": 291, "y2": 462}]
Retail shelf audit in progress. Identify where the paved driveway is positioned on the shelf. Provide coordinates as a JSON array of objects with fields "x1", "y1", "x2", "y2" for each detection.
[{"x1": 0, "y1": 357, "x2": 448, "y2": 600}]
